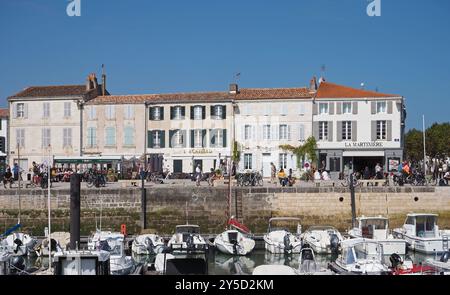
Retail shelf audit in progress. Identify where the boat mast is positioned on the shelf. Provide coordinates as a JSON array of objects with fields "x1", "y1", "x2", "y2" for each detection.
[{"x1": 17, "y1": 143, "x2": 21, "y2": 225}]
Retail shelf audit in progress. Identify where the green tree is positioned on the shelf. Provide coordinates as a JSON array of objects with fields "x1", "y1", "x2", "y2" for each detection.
[
  {"x1": 426, "y1": 123, "x2": 450, "y2": 158},
  {"x1": 404, "y1": 129, "x2": 424, "y2": 162},
  {"x1": 279, "y1": 136, "x2": 318, "y2": 168},
  {"x1": 231, "y1": 141, "x2": 241, "y2": 163}
]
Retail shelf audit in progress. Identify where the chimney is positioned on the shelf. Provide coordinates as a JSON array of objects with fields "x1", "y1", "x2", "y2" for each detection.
[
  {"x1": 86, "y1": 75, "x2": 93, "y2": 91},
  {"x1": 101, "y1": 64, "x2": 106, "y2": 96},
  {"x1": 91, "y1": 73, "x2": 99, "y2": 89},
  {"x1": 309, "y1": 76, "x2": 318, "y2": 92},
  {"x1": 229, "y1": 83, "x2": 239, "y2": 94}
]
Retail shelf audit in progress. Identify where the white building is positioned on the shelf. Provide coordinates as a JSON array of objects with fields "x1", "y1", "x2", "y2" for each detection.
[
  {"x1": 313, "y1": 81, "x2": 405, "y2": 178},
  {"x1": 234, "y1": 84, "x2": 314, "y2": 176},
  {"x1": 8, "y1": 74, "x2": 106, "y2": 169},
  {"x1": 0, "y1": 109, "x2": 8, "y2": 163}
]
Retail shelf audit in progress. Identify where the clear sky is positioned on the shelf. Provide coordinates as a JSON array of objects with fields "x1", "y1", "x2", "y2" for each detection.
[{"x1": 1, "y1": 0, "x2": 449, "y2": 130}]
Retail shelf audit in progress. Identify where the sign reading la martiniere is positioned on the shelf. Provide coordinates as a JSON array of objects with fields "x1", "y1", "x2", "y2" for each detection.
[{"x1": 344, "y1": 142, "x2": 384, "y2": 148}]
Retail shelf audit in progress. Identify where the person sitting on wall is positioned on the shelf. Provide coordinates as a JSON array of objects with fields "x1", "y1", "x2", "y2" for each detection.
[
  {"x1": 278, "y1": 168, "x2": 288, "y2": 187},
  {"x1": 321, "y1": 170, "x2": 330, "y2": 181},
  {"x1": 443, "y1": 170, "x2": 450, "y2": 185},
  {"x1": 287, "y1": 168, "x2": 296, "y2": 187},
  {"x1": 313, "y1": 168, "x2": 321, "y2": 181},
  {"x1": 363, "y1": 166, "x2": 371, "y2": 180}
]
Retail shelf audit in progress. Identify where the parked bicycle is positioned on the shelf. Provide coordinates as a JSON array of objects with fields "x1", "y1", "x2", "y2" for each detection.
[{"x1": 236, "y1": 171, "x2": 263, "y2": 187}]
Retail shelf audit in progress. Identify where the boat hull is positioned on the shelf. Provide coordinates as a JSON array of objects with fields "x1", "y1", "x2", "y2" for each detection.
[{"x1": 393, "y1": 231, "x2": 448, "y2": 254}]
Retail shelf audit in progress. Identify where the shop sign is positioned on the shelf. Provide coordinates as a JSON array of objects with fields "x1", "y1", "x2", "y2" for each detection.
[
  {"x1": 344, "y1": 142, "x2": 384, "y2": 148},
  {"x1": 191, "y1": 149, "x2": 213, "y2": 154}
]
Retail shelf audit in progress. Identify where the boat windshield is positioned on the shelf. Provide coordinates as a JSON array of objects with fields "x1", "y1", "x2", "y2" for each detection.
[
  {"x1": 99, "y1": 239, "x2": 123, "y2": 256},
  {"x1": 354, "y1": 242, "x2": 382, "y2": 261},
  {"x1": 415, "y1": 216, "x2": 436, "y2": 238},
  {"x1": 176, "y1": 226, "x2": 200, "y2": 234},
  {"x1": 360, "y1": 219, "x2": 387, "y2": 238}
]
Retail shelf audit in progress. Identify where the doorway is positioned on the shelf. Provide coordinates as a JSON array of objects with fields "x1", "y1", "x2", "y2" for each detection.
[
  {"x1": 194, "y1": 159, "x2": 203, "y2": 173},
  {"x1": 262, "y1": 153, "x2": 271, "y2": 177},
  {"x1": 173, "y1": 160, "x2": 183, "y2": 173}
]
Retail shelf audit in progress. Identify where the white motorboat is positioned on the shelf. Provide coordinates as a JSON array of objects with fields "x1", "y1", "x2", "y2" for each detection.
[
  {"x1": 392, "y1": 213, "x2": 450, "y2": 254},
  {"x1": 34, "y1": 232, "x2": 70, "y2": 257},
  {"x1": 131, "y1": 234, "x2": 165, "y2": 255},
  {"x1": 423, "y1": 251, "x2": 450, "y2": 275},
  {"x1": 1, "y1": 232, "x2": 37, "y2": 256},
  {"x1": 214, "y1": 230, "x2": 255, "y2": 256},
  {"x1": 154, "y1": 252, "x2": 208, "y2": 275},
  {"x1": 348, "y1": 216, "x2": 407, "y2": 255},
  {"x1": 263, "y1": 217, "x2": 302, "y2": 254},
  {"x1": 52, "y1": 250, "x2": 111, "y2": 275},
  {"x1": 167, "y1": 225, "x2": 207, "y2": 253},
  {"x1": 87, "y1": 231, "x2": 135, "y2": 275},
  {"x1": 0, "y1": 248, "x2": 11, "y2": 275},
  {"x1": 328, "y1": 238, "x2": 390, "y2": 275},
  {"x1": 301, "y1": 226, "x2": 343, "y2": 254}
]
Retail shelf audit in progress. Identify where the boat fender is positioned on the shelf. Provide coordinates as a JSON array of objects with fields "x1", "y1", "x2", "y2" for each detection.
[
  {"x1": 440, "y1": 251, "x2": 450, "y2": 263},
  {"x1": 283, "y1": 234, "x2": 292, "y2": 253}
]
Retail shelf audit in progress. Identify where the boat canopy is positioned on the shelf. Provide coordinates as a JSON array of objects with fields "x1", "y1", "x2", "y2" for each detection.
[
  {"x1": 305, "y1": 226, "x2": 338, "y2": 232},
  {"x1": 340, "y1": 238, "x2": 383, "y2": 264},
  {"x1": 175, "y1": 225, "x2": 200, "y2": 234}
]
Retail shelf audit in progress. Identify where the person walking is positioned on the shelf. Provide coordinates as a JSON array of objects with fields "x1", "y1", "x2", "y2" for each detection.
[
  {"x1": 375, "y1": 163, "x2": 383, "y2": 179},
  {"x1": 195, "y1": 164, "x2": 202, "y2": 186},
  {"x1": 270, "y1": 162, "x2": 276, "y2": 184}
]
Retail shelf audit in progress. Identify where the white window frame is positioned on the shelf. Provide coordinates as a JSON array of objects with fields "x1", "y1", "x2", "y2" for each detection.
[
  {"x1": 173, "y1": 130, "x2": 183, "y2": 147},
  {"x1": 42, "y1": 128, "x2": 51, "y2": 148},
  {"x1": 153, "y1": 107, "x2": 162, "y2": 120},
  {"x1": 319, "y1": 103, "x2": 328, "y2": 114},
  {"x1": 88, "y1": 106, "x2": 97, "y2": 120},
  {"x1": 280, "y1": 104, "x2": 288, "y2": 116},
  {"x1": 342, "y1": 121, "x2": 352, "y2": 141},
  {"x1": 216, "y1": 129, "x2": 224, "y2": 148},
  {"x1": 64, "y1": 102, "x2": 71, "y2": 117},
  {"x1": 193, "y1": 106, "x2": 203, "y2": 120},
  {"x1": 87, "y1": 127, "x2": 97, "y2": 147},
  {"x1": 299, "y1": 124, "x2": 305, "y2": 141},
  {"x1": 174, "y1": 106, "x2": 183, "y2": 120},
  {"x1": 194, "y1": 129, "x2": 203, "y2": 148},
  {"x1": 16, "y1": 129, "x2": 25, "y2": 148},
  {"x1": 244, "y1": 125, "x2": 251, "y2": 140},
  {"x1": 377, "y1": 120, "x2": 387, "y2": 140},
  {"x1": 263, "y1": 125, "x2": 271, "y2": 140},
  {"x1": 63, "y1": 128, "x2": 72, "y2": 148},
  {"x1": 319, "y1": 121, "x2": 328, "y2": 141},
  {"x1": 244, "y1": 153, "x2": 252, "y2": 170},
  {"x1": 105, "y1": 127, "x2": 116, "y2": 146},
  {"x1": 124, "y1": 105, "x2": 134, "y2": 119},
  {"x1": 16, "y1": 103, "x2": 25, "y2": 118},
  {"x1": 342, "y1": 102, "x2": 352, "y2": 114},
  {"x1": 279, "y1": 124, "x2": 288, "y2": 140},
  {"x1": 43, "y1": 102, "x2": 50, "y2": 118},
  {"x1": 106, "y1": 105, "x2": 115, "y2": 120},
  {"x1": 377, "y1": 101, "x2": 387, "y2": 114},
  {"x1": 279, "y1": 153, "x2": 288, "y2": 169},
  {"x1": 213, "y1": 105, "x2": 223, "y2": 119},
  {"x1": 124, "y1": 126, "x2": 134, "y2": 146},
  {"x1": 153, "y1": 131, "x2": 161, "y2": 148}
]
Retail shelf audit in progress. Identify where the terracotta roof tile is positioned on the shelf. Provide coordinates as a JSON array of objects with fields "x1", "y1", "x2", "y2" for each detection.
[
  {"x1": 0, "y1": 108, "x2": 9, "y2": 118},
  {"x1": 9, "y1": 85, "x2": 107, "y2": 99},
  {"x1": 315, "y1": 82, "x2": 400, "y2": 98},
  {"x1": 87, "y1": 87, "x2": 312, "y2": 105}
]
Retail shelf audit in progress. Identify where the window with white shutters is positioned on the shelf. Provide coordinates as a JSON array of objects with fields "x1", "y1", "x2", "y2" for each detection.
[
  {"x1": 342, "y1": 121, "x2": 352, "y2": 140},
  {"x1": 319, "y1": 121, "x2": 328, "y2": 141},
  {"x1": 319, "y1": 103, "x2": 328, "y2": 114},
  {"x1": 43, "y1": 103, "x2": 50, "y2": 118},
  {"x1": 342, "y1": 102, "x2": 352, "y2": 114},
  {"x1": 105, "y1": 127, "x2": 116, "y2": 146},
  {"x1": 87, "y1": 127, "x2": 97, "y2": 147},
  {"x1": 42, "y1": 128, "x2": 51, "y2": 148},
  {"x1": 16, "y1": 103, "x2": 25, "y2": 118},
  {"x1": 377, "y1": 102, "x2": 387, "y2": 113},
  {"x1": 124, "y1": 105, "x2": 134, "y2": 119},
  {"x1": 244, "y1": 125, "x2": 251, "y2": 140},
  {"x1": 279, "y1": 125, "x2": 288, "y2": 140},
  {"x1": 263, "y1": 125, "x2": 271, "y2": 140},
  {"x1": 244, "y1": 154, "x2": 252, "y2": 170},
  {"x1": 63, "y1": 128, "x2": 72, "y2": 148},
  {"x1": 64, "y1": 102, "x2": 71, "y2": 117},
  {"x1": 16, "y1": 129, "x2": 25, "y2": 147},
  {"x1": 377, "y1": 120, "x2": 386, "y2": 140}
]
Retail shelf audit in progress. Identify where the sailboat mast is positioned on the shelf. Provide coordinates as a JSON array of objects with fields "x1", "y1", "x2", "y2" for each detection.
[
  {"x1": 47, "y1": 144, "x2": 52, "y2": 271},
  {"x1": 17, "y1": 143, "x2": 21, "y2": 224}
]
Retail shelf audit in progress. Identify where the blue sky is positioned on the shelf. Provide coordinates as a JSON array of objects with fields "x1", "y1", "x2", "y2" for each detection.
[{"x1": 0, "y1": 0, "x2": 449, "y2": 130}]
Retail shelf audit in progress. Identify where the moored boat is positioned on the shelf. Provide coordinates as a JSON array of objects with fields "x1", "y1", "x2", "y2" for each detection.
[
  {"x1": 263, "y1": 217, "x2": 302, "y2": 254},
  {"x1": 0, "y1": 232, "x2": 37, "y2": 256},
  {"x1": 301, "y1": 226, "x2": 343, "y2": 254},
  {"x1": 392, "y1": 213, "x2": 450, "y2": 254},
  {"x1": 132, "y1": 234, "x2": 165, "y2": 255},
  {"x1": 167, "y1": 225, "x2": 207, "y2": 253},
  {"x1": 348, "y1": 216, "x2": 406, "y2": 255}
]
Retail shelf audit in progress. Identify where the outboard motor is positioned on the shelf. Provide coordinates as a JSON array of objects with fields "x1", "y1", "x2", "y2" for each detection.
[
  {"x1": 10, "y1": 256, "x2": 26, "y2": 273},
  {"x1": 440, "y1": 251, "x2": 450, "y2": 263},
  {"x1": 231, "y1": 239, "x2": 239, "y2": 255},
  {"x1": 300, "y1": 244, "x2": 316, "y2": 273},
  {"x1": 145, "y1": 237, "x2": 155, "y2": 254},
  {"x1": 283, "y1": 233, "x2": 293, "y2": 254},
  {"x1": 329, "y1": 233, "x2": 340, "y2": 254},
  {"x1": 13, "y1": 238, "x2": 23, "y2": 254},
  {"x1": 390, "y1": 253, "x2": 403, "y2": 269}
]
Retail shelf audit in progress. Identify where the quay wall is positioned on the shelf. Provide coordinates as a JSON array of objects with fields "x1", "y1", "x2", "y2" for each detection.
[{"x1": 0, "y1": 186, "x2": 449, "y2": 235}]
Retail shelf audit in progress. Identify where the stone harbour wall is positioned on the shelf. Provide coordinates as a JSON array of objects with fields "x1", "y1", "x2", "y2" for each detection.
[{"x1": 0, "y1": 186, "x2": 449, "y2": 236}]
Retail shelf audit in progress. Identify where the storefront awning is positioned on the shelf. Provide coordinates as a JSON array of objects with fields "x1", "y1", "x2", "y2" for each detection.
[
  {"x1": 53, "y1": 155, "x2": 122, "y2": 164},
  {"x1": 342, "y1": 151, "x2": 385, "y2": 157}
]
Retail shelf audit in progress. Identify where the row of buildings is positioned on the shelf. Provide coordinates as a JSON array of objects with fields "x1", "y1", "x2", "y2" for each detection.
[{"x1": 2, "y1": 73, "x2": 406, "y2": 178}]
